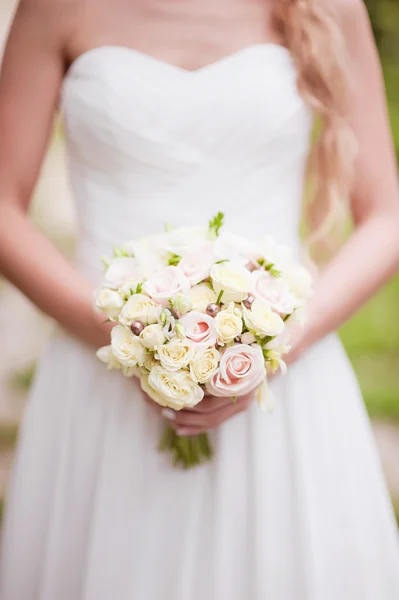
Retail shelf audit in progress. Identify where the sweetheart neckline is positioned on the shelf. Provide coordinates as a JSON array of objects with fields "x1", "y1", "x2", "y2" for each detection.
[{"x1": 62, "y1": 42, "x2": 291, "y2": 86}]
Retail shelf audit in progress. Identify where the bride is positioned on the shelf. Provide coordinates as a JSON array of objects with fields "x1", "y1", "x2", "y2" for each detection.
[{"x1": 1, "y1": 0, "x2": 399, "y2": 598}]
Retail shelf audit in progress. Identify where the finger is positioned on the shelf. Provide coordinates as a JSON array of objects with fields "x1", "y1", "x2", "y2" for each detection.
[
  {"x1": 189, "y1": 392, "x2": 252, "y2": 414},
  {"x1": 174, "y1": 427, "x2": 207, "y2": 437},
  {"x1": 164, "y1": 409, "x2": 208, "y2": 429},
  {"x1": 176, "y1": 398, "x2": 249, "y2": 435}
]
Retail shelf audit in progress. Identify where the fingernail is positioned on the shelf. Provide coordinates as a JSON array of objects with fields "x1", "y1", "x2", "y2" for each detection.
[{"x1": 161, "y1": 408, "x2": 176, "y2": 420}]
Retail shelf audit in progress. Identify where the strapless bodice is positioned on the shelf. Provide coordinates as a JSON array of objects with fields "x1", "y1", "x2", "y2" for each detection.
[{"x1": 61, "y1": 44, "x2": 312, "y2": 281}]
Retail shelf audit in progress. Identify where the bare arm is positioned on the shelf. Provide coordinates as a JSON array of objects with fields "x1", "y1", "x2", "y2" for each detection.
[
  {"x1": 290, "y1": 0, "x2": 399, "y2": 360},
  {"x1": 0, "y1": 0, "x2": 110, "y2": 348}
]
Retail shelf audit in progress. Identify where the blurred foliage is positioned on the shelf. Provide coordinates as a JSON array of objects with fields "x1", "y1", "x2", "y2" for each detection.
[
  {"x1": 10, "y1": 363, "x2": 36, "y2": 392},
  {"x1": 339, "y1": 0, "x2": 399, "y2": 422}
]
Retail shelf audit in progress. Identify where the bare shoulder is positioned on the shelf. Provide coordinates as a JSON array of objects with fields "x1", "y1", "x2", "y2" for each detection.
[
  {"x1": 18, "y1": 0, "x2": 78, "y2": 10},
  {"x1": 11, "y1": 0, "x2": 81, "y2": 49},
  {"x1": 15, "y1": 0, "x2": 80, "y2": 34}
]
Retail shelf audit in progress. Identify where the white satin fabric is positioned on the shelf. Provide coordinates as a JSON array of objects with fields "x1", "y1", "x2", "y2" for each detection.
[{"x1": 1, "y1": 45, "x2": 399, "y2": 600}]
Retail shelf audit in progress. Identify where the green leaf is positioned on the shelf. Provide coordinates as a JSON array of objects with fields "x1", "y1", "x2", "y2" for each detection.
[
  {"x1": 216, "y1": 289, "x2": 224, "y2": 304},
  {"x1": 257, "y1": 334, "x2": 275, "y2": 347},
  {"x1": 101, "y1": 256, "x2": 111, "y2": 269},
  {"x1": 167, "y1": 252, "x2": 182, "y2": 266},
  {"x1": 265, "y1": 263, "x2": 281, "y2": 277},
  {"x1": 113, "y1": 245, "x2": 130, "y2": 258},
  {"x1": 215, "y1": 259, "x2": 229, "y2": 264},
  {"x1": 208, "y1": 212, "x2": 225, "y2": 238},
  {"x1": 135, "y1": 282, "x2": 143, "y2": 294}
]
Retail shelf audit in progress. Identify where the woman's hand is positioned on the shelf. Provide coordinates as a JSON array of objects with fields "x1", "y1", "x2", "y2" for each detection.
[{"x1": 146, "y1": 393, "x2": 254, "y2": 436}]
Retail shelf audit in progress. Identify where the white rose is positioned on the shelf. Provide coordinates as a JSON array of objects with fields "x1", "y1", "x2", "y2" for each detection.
[
  {"x1": 282, "y1": 265, "x2": 313, "y2": 303},
  {"x1": 257, "y1": 236, "x2": 294, "y2": 271},
  {"x1": 148, "y1": 366, "x2": 204, "y2": 410},
  {"x1": 214, "y1": 302, "x2": 243, "y2": 345},
  {"x1": 104, "y1": 257, "x2": 141, "y2": 289},
  {"x1": 190, "y1": 348, "x2": 220, "y2": 384},
  {"x1": 96, "y1": 345, "x2": 122, "y2": 370},
  {"x1": 119, "y1": 293, "x2": 162, "y2": 327},
  {"x1": 111, "y1": 325, "x2": 146, "y2": 367},
  {"x1": 123, "y1": 236, "x2": 166, "y2": 278},
  {"x1": 242, "y1": 299, "x2": 285, "y2": 336},
  {"x1": 178, "y1": 243, "x2": 214, "y2": 285},
  {"x1": 143, "y1": 266, "x2": 190, "y2": 306},
  {"x1": 172, "y1": 294, "x2": 193, "y2": 315},
  {"x1": 119, "y1": 277, "x2": 144, "y2": 299},
  {"x1": 139, "y1": 324, "x2": 166, "y2": 351},
  {"x1": 212, "y1": 231, "x2": 260, "y2": 266},
  {"x1": 210, "y1": 261, "x2": 252, "y2": 303},
  {"x1": 189, "y1": 283, "x2": 217, "y2": 312},
  {"x1": 156, "y1": 226, "x2": 209, "y2": 256},
  {"x1": 156, "y1": 338, "x2": 196, "y2": 371},
  {"x1": 95, "y1": 288, "x2": 124, "y2": 320}
]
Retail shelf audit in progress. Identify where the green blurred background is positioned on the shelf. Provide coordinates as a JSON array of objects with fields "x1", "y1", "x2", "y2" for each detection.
[
  {"x1": 0, "y1": 0, "x2": 398, "y2": 522},
  {"x1": 340, "y1": 0, "x2": 399, "y2": 422}
]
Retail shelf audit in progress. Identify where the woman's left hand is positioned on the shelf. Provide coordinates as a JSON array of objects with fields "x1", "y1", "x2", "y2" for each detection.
[{"x1": 146, "y1": 393, "x2": 253, "y2": 436}]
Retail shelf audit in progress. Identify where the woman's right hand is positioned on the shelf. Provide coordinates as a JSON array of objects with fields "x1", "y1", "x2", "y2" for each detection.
[{"x1": 145, "y1": 392, "x2": 254, "y2": 436}]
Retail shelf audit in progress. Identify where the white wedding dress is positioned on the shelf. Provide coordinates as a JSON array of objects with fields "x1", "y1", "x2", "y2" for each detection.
[{"x1": 1, "y1": 44, "x2": 399, "y2": 600}]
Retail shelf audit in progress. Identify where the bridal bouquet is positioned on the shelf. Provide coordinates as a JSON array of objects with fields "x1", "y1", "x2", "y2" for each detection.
[{"x1": 95, "y1": 213, "x2": 313, "y2": 468}]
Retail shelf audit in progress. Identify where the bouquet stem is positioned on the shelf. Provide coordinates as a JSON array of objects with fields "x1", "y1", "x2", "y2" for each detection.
[{"x1": 158, "y1": 425, "x2": 213, "y2": 469}]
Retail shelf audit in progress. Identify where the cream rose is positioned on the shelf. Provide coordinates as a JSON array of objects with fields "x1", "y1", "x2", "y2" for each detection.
[
  {"x1": 214, "y1": 302, "x2": 243, "y2": 345},
  {"x1": 206, "y1": 344, "x2": 266, "y2": 397},
  {"x1": 140, "y1": 372, "x2": 169, "y2": 407},
  {"x1": 95, "y1": 288, "x2": 124, "y2": 320},
  {"x1": 210, "y1": 261, "x2": 252, "y2": 303},
  {"x1": 119, "y1": 294, "x2": 161, "y2": 327},
  {"x1": 143, "y1": 266, "x2": 190, "y2": 306},
  {"x1": 139, "y1": 323, "x2": 166, "y2": 351},
  {"x1": 104, "y1": 257, "x2": 141, "y2": 289},
  {"x1": 190, "y1": 348, "x2": 220, "y2": 384},
  {"x1": 148, "y1": 366, "x2": 204, "y2": 410},
  {"x1": 111, "y1": 325, "x2": 146, "y2": 367},
  {"x1": 189, "y1": 284, "x2": 217, "y2": 312},
  {"x1": 96, "y1": 345, "x2": 122, "y2": 370},
  {"x1": 251, "y1": 270, "x2": 297, "y2": 315},
  {"x1": 156, "y1": 338, "x2": 196, "y2": 371},
  {"x1": 179, "y1": 312, "x2": 217, "y2": 350},
  {"x1": 242, "y1": 299, "x2": 285, "y2": 336}
]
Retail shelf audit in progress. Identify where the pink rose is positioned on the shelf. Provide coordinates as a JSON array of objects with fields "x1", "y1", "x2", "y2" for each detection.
[
  {"x1": 206, "y1": 344, "x2": 266, "y2": 397},
  {"x1": 251, "y1": 270, "x2": 296, "y2": 315},
  {"x1": 178, "y1": 243, "x2": 214, "y2": 285},
  {"x1": 179, "y1": 311, "x2": 217, "y2": 349},
  {"x1": 143, "y1": 266, "x2": 190, "y2": 306}
]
